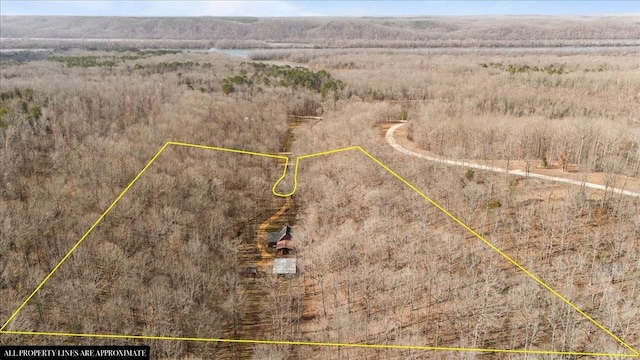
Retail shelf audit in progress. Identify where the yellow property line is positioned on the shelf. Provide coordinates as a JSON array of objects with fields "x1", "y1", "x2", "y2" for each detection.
[
  {"x1": 0, "y1": 330, "x2": 637, "y2": 357},
  {"x1": 272, "y1": 145, "x2": 361, "y2": 197},
  {"x1": 1, "y1": 142, "x2": 637, "y2": 357},
  {"x1": 0, "y1": 142, "x2": 169, "y2": 332},
  {"x1": 357, "y1": 147, "x2": 639, "y2": 357}
]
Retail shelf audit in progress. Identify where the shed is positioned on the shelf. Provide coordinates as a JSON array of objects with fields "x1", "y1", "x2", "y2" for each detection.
[
  {"x1": 266, "y1": 225, "x2": 291, "y2": 248},
  {"x1": 276, "y1": 239, "x2": 294, "y2": 255},
  {"x1": 273, "y1": 258, "x2": 297, "y2": 274}
]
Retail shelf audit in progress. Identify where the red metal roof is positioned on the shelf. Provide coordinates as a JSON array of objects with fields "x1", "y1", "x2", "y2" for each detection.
[{"x1": 276, "y1": 239, "x2": 294, "y2": 250}]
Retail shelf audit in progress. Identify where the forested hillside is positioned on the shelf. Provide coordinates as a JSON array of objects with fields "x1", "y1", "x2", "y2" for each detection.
[
  {"x1": 1, "y1": 16, "x2": 639, "y2": 358},
  {"x1": 2, "y1": 15, "x2": 639, "y2": 49},
  {"x1": 0, "y1": 51, "x2": 323, "y2": 358}
]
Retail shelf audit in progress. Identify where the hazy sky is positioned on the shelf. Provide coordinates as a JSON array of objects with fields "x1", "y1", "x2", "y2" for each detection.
[{"x1": 1, "y1": 1, "x2": 639, "y2": 17}]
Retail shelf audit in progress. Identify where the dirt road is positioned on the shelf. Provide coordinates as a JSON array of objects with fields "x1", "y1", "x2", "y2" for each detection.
[
  {"x1": 255, "y1": 197, "x2": 291, "y2": 266},
  {"x1": 386, "y1": 122, "x2": 640, "y2": 198}
]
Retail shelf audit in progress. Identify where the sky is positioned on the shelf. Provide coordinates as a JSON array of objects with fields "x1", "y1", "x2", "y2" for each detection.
[{"x1": 1, "y1": 1, "x2": 639, "y2": 17}]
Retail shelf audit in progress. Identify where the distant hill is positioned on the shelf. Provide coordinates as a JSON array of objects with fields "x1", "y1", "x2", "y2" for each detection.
[{"x1": 1, "y1": 16, "x2": 639, "y2": 49}]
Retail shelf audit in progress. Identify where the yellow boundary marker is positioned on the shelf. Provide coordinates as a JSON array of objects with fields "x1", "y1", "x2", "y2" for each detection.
[
  {"x1": 1, "y1": 330, "x2": 638, "y2": 357},
  {"x1": 1, "y1": 142, "x2": 637, "y2": 357}
]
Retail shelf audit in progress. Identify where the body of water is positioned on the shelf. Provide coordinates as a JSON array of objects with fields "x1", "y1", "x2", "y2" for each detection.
[{"x1": 208, "y1": 48, "x2": 253, "y2": 58}]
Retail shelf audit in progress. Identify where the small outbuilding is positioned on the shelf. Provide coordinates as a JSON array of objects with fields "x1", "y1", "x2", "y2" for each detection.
[
  {"x1": 273, "y1": 258, "x2": 297, "y2": 274},
  {"x1": 266, "y1": 224, "x2": 291, "y2": 248},
  {"x1": 276, "y1": 239, "x2": 294, "y2": 256}
]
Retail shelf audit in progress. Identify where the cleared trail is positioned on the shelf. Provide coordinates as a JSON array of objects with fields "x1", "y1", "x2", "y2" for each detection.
[
  {"x1": 386, "y1": 122, "x2": 640, "y2": 199},
  {"x1": 255, "y1": 197, "x2": 291, "y2": 264},
  {"x1": 230, "y1": 197, "x2": 292, "y2": 360},
  {"x1": 232, "y1": 119, "x2": 300, "y2": 359}
]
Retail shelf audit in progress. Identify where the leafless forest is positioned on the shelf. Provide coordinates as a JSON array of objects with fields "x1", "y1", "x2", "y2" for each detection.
[
  {"x1": 1, "y1": 15, "x2": 639, "y2": 360},
  {"x1": 1, "y1": 15, "x2": 639, "y2": 49}
]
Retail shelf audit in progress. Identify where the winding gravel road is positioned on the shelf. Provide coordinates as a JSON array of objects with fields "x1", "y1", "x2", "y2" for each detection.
[{"x1": 386, "y1": 122, "x2": 640, "y2": 199}]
